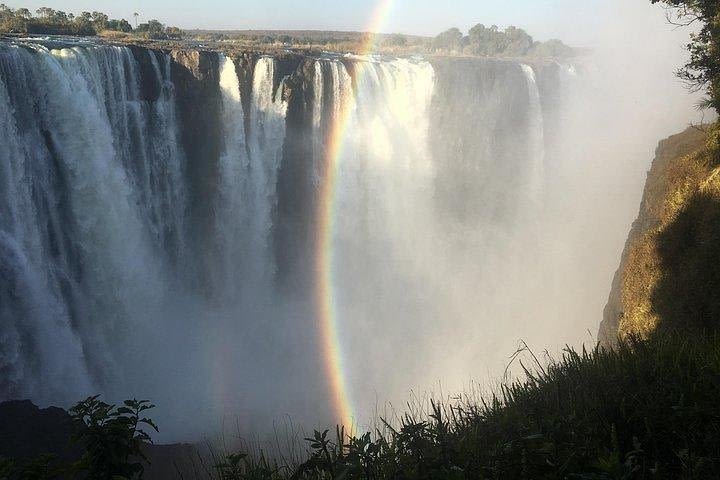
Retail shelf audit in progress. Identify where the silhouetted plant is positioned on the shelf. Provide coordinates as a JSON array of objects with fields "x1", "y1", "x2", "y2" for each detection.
[
  {"x1": 69, "y1": 396, "x2": 158, "y2": 479},
  {"x1": 214, "y1": 450, "x2": 284, "y2": 479}
]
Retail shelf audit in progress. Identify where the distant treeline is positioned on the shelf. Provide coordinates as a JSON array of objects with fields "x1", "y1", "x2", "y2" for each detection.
[
  {"x1": 0, "y1": 5, "x2": 572, "y2": 58},
  {"x1": 432, "y1": 24, "x2": 574, "y2": 57},
  {"x1": 191, "y1": 27, "x2": 574, "y2": 58},
  {"x1": 0, "y1": 5, "x2": 182, "y2": 39}
]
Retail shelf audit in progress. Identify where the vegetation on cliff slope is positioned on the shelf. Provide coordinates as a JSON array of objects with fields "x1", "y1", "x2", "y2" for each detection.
[{"x1": 600, "y1": 0, "x2": 720, "y2": 344}]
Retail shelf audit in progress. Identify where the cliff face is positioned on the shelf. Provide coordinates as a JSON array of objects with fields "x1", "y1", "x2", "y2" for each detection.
[{"x1": 599, "y1": 126, "x2": 720, "y2": 346}]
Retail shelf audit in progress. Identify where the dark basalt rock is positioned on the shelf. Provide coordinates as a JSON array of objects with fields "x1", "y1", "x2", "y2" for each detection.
[
  {"x1": 170, "y1": 49, "x2": 223, "y2": 289},
  {"x1": 232, "y1": 52, "x2": 259, "y2": 147},
  {"x1": 128, "y1": 45, "x2": 163, "y2": 102},
  {"x1": 275, "y1": 58, "x2": 320, "y2": 284},
  {"x1": 0, "y1": 400, "x2": 80, "y2": 462}
]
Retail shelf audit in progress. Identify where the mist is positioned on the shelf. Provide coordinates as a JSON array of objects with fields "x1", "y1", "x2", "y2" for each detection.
[{"x1": 325, "y1": 1, "x2": 708, "y2": 431}]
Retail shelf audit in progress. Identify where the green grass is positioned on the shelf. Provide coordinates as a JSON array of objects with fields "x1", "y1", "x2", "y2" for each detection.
[
  {"x1": 4, "y1": 334, "x2": 720, "y2": 479},
  {"x1": 205, "y1": 334, "x2": 720, "y2": 479}
]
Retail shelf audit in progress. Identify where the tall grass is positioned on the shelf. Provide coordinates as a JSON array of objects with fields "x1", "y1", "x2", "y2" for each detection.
[
  {"x1": 209, "y1": 334, "x2": 720, "y2": 479},
  {"x1": 3, "y1": 334, "x2": 718, "y2": 479}
]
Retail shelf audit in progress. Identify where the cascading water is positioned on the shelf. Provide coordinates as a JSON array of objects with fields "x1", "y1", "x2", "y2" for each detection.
[
  {"x1": 1, "y1": 38, "x2": 599, "y2": 439},
  {"x1": 521, "y1": 64, "x2": 545, "y2": 205},
  {"x1": 245, "y1": 57, "x2": 288, "y2": 285},
  {"x1": 215, "y1": 54, "x2": 250, "y2": 297}
]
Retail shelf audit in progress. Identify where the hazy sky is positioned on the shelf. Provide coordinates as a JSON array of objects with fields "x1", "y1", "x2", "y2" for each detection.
[{"x1": 3, "y1": 0, "x2": 677, "y2": 47}]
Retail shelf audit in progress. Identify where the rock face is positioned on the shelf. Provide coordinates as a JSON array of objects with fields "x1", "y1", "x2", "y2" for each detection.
[
  {"x1": 599, "y1": 126, "x2": 715, "y2": 346},
  {"x1": 0, "y1": 400, "x2": 81, "y2": 463}
]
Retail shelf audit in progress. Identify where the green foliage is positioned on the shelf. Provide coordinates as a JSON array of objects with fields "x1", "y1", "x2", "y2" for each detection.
[
  {"x1": 651, "y1": 0, "x2": 720, "y2": 111},
  {"x1": 0, "y1": 397, "x2": 158, "y2": 479},
  {"x1": 70, "y1": 396, "x2": 158, "y2": 480}
]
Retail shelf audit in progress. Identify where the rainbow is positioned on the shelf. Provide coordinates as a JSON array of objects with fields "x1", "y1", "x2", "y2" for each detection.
[{"x1": 315, "y1": 0, "x2": 396, "y2": 429}]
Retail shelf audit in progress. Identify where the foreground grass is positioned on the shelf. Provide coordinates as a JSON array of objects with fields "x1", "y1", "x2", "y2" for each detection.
[
  {"x1": 3, "y1": 334, "x2": 720, "y2": 479},
  {"x1": 216, "y1": 335, "x2": 720, "y2": 479}
]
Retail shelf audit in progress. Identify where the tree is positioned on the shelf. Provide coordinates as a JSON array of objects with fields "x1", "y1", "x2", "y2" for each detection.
[
  {"x1": 53, "y1": 10, "x2": 69, "y2": 24},
  {"x1": 91, "y1": 11, "x2": 108, "y2": 30},
  {"x1": 503, "y1": 26, "x2": 533, "y2": 56},
  {"x1": 433, "y1": 27, "x2": 463, "y2": 52},
  {"x1": 107, "y1": 18, "x2": 133, "y2": 33},
  {"x1": 136, "y1": 19, "x2": 166, "y2": 38},
  {"x1": 35, "y1": 7, "x2": 55, "y2": 18},
  {"x1": 466, "y1": 24, "x2": 509, "y2": 56},
  {"x1": 72, "y1": 11, "x2": 95, "y2": 35},
  {"x1": 384, "y1": 33, "x2": 408, "y2": 47},
  {"x1": 651, "y1": 0, "x2": 720, "y2": 112},
  {"x1": 146, "y1": 19, "x2": 164, "y2": 33},
  {"x1": 165, "y1": 26, "x2": 183, "y2": 39}
]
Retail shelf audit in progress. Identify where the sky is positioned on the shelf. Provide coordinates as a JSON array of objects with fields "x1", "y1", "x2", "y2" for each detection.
[{"x1": 3, "y1": 0, "x2": 675, "y2": 47}]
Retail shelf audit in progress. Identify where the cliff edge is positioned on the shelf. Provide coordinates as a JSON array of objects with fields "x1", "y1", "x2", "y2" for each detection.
[{"x1": 599, "y1": 125, "x2": 720, "y2": 346}]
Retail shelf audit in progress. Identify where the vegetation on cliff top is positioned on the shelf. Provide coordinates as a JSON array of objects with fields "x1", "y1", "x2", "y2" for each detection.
[
  {"x1": 0, "y1": 5, "x2": 182, "y2": 39},
  {"x1": 652, "y1": 0, "x2": 720, "y2": 111},
  {"x1": 0, "y1": 5, "x2": 573, "y2": 58},
  {"x1": 431, "y1": 25, "x2": 574, "y2": 58}
]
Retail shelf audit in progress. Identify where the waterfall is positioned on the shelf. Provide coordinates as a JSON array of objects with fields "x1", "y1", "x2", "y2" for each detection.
[
  {"x1": 327, "y1": 58, "x2": 439, "y2": 405},
  {"x1": 246, "y1": 57, "x2": 288, "y2": 283},
  {"x1": 0, "y1": 58, "x2": 92, "y2": 403},
  {"x1": 521, "y1": 64, "x2": 545, "y2": 204},
  {"x1": 311, "y1": 60, "x2": 327, "y2": 186},
  {"x1": 1, "y1": 38, "x2": 571, "y2": 438},
  {"x1": 215, "y1": 53, "x2": 251, "y2": 298}
]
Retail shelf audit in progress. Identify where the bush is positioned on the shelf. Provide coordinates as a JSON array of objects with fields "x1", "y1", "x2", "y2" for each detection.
[{"x1": 70, "y1": 396, "x2": 158, "y2": 479}]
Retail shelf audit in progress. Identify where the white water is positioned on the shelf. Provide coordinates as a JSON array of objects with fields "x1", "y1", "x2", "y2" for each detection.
[
  {"x1": 246, "y1": 57, "x2": 289, "y2": 284},
  {"x1": 521, "y1": 64, "x2": 545, "y2": 205},
  {"x1": 216, "y1": 54, "x2": 251, "y2": 297}
]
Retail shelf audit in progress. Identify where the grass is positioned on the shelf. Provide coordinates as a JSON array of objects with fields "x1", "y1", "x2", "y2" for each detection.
[
  {"x1": 204, "y1": 333, "x2": 720, "y2": 479},
  {"x1": 2, "y1": 333, "x2": 720, "y2": 479}
]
